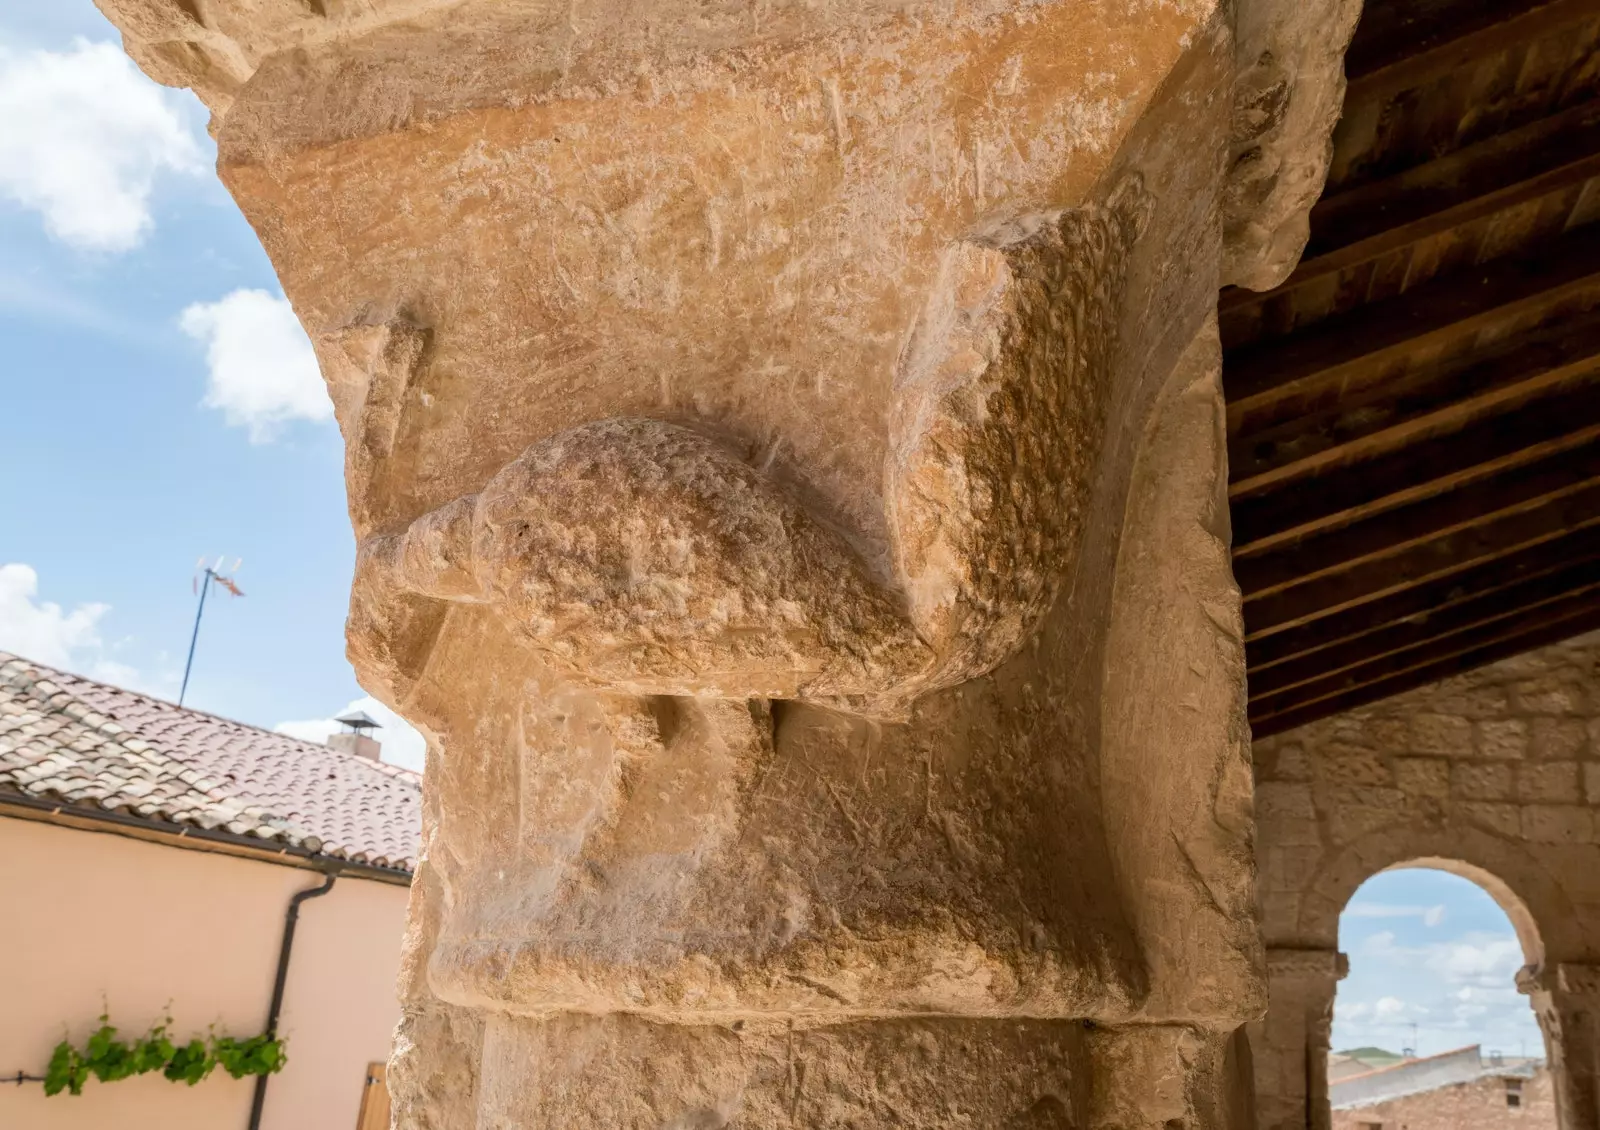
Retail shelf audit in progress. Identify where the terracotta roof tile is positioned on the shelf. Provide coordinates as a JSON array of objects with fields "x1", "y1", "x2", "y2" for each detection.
[{"x1": 0, "y1": 653, "x2": 419, "y2": 872}]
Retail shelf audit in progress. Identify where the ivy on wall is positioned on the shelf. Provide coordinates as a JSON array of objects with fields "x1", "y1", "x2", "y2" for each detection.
[{"x1": 43, "y1": 1014, "x2": 286, "y2": 1096}]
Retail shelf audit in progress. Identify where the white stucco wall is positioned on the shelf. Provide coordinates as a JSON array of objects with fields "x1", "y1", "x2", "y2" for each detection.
[{"x1": 0, "y1": 815, "x2": 410, "y2": 1130}]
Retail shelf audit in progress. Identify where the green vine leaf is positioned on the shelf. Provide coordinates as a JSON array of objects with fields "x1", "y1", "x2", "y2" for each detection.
[
  {"x1": 41, "y1": 1015, "x2": 285, "y2": 1095},
  {"x1": 43, "y1": 1041, "x2": 87, "y2": 1097},
  {"x1": 163, "y1": 1038, "x2": 214, "y2": 1087}
]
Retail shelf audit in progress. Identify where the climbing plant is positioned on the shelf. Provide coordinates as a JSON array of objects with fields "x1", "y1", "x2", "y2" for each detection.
[{"x1": 43, "y1": 1014, "x2": 286, "y2": 1096}]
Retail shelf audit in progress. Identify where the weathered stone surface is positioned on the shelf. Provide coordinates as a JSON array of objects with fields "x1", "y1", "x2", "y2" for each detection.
[{"x1": 96, "y1": 0, "x2": 1358, "y2": 1125}]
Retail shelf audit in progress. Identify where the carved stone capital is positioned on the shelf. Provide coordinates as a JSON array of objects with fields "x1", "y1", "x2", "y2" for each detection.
[{"x1": 94, "y1": 0, "x2": 1355, "y2": 1123}]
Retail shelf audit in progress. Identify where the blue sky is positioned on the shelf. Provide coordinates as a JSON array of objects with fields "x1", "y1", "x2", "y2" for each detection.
[
  {"x1": 1335, "y1": 868, "x2": 1544, "y2": 1059},
  {"x1": 0, "y1": 1, "x2": 423, "y2": 766},
  {"x1": 0, "y1": 3, "x2": 1551, "y2": 1054}
]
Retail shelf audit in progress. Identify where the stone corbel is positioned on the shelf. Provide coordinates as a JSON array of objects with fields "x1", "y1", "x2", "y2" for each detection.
[{"x1": 1520, "y1": 962, "x2": 1600, "y2": 998}]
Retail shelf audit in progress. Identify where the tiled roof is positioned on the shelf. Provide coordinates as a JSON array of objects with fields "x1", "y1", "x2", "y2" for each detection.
[
  {"x1": 0, "y1": 653, "x2": 420, "y2": 872},
  {"x1": 1331, "y1": 1045, "x2": 1540, "y2": 1109}
]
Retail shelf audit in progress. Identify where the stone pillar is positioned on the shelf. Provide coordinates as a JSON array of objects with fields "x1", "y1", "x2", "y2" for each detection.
[
  {"x1": 96, "y1": 1, "x2": 1356, "y2": 1125},
  {"x1": 1251, "y1": 949, "x2": 1346, "y2": 1130},
  {"x1": 1523, "y1": 963, "x2": 1600, "y2": 1130}
]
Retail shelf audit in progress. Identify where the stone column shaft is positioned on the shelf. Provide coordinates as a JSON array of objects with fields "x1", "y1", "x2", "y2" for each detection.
[
  {"x1": 1525, "y1": 962, "x2": 1600, "y2": 1130},
  {"x1": 1250, "y1": 949, "x2": 1346, "y2": 1130}
]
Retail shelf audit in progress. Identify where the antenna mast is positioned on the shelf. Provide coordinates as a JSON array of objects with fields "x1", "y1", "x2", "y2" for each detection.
[{"x1": 179, "y1": 556, "x2": 244, "y2": 706}]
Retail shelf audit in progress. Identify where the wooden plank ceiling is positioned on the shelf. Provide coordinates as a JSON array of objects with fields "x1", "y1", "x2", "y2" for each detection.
[{"x1": 1223, "y1": 0, "x2": 1600, "y2": 737}]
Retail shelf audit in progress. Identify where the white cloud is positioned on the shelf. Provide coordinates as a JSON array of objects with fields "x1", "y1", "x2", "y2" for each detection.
[
  {"x1": 0, "y1": 39, "x2": 202, "y2": 251},
  {"x1": 0, "y1": 563, "x2": 153, "y2": 690},
  {"x1": 277, "y1": 695, "x2": 428, "y2": 772},
  {"x1": 1345, "y1": 902, "x2": 1447, "y2": 927},
  {"x1": 179, "y1": 289, "x2": 332, "y2": 442}
]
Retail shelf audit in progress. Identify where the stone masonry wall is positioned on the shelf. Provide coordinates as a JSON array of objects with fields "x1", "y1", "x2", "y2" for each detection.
[
  {"x1": 1252, "y1": 629, "x2": 1600, "y2": 1130},
  {"x1": 1330, "y1": 1066, "x2": 1555, "y2": 1130},
  {"x1": 1254, "y1": 629, "x2": 1600, "y2": 957}
]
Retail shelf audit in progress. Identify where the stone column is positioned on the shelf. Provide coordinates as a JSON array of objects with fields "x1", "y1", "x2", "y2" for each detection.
[
  {"x1": 1523, "y1": 963, "x2": 1600, "y2": 1130},
  {"x1": 1250, "y1": 949, "x2": 1347, "y2": 1130},
  {"x1": 97, "y1": 1, "x2": 1356, "y2": 1125}
]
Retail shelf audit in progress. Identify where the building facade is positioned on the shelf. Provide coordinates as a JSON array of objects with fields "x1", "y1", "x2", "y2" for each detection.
[{"x1": 0, "y1": 654, "x2": 421, "y2": 1130}]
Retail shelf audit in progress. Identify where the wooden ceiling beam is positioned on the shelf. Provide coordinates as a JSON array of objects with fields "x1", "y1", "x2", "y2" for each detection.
[
  {"x1": 1237, "y1": 439, "x2": 1600, "y2": 596},
  {"x1": 1243, "y1": 481, "x2": 1600, "y2": 637},
  {"x1": 1304, "y1": 99, "x2": 1600, "y2": 266},
  {"x1": 1250, "y1": 604, "x2": 1600, "y2": 737},
  {"x1": 1248, "y1": 562, "x2": 1600, "y2": 698},
  {"x1": 1223, "y1": 223, "x2": 1600, "y2": 432},
  {"x1": 1250, "y1": 583, "x2": 1600, "y2": 721},
  {"x1": 1343, "y1": 0, "x2": 1600, "y2": 106},
  {"x1": 1217, "y1": 100, "x2": 1600, "y2": 315},
  {"x1": 1229, "y1": 309, "x2": 1600, "y2": 491},
  {"x1": 1246, "y1": 524, "x2": 1600, "y2": 670},
  {"x1": 1233, "y1": 385, "x2": 1600, "y2": 554}
]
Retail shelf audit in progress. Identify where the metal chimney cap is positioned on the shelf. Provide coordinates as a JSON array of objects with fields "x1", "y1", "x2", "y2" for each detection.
[{"x1": 334, "y1": 709, "x2": 381, "y2": 733}]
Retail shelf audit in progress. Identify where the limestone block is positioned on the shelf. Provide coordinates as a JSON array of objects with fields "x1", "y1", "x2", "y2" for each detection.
[
  {"x1": 1411, "y1": 713, "x2": 1474, "y2": 755},
  {"x1": 1364, "y1": 716, "x2": 1412, "y2": 753},
  {"x1": 1519, "y1": 761, "x2": 1583, "y2": 805},
  {"x1": 1263, "y1": 846, "x2": 1323, "y2": 893},
  {"x1": 1256, "y1": 782, "x2": 1321, "y2": 847},
  {"x1": 1523, "y1": 805, "x2": 1596, "y2": 845},
  {"x1": 1513, "y1": 678, "x2": 1587, "y2": 716},
  {"x1": 1458, "y1": 801, "x2": 1524, "y2": 839},
  {"x1": 1327, "y1": 789, "x2": 1408, "y2": 845},
  {"x1": 1477, "y1": 719, "x2": 1531, "y2": 760},
  {"x1": 1261, "y1": 740, "x2": 1313, "y2": 782},
  {"x1": 1313, "y1": 746, "x2": 1391, "y2": 787},
  {"x1": 1419, "y1": 680, "x2": 1513, "y2": 721},
  {"x1": 1453, "y1": 762, "x2": 1515, "y2": 802},
  {"x1": 1532, "y1": 718, "x2": 1589, "y2": 760},
  {"x1": 1259, "y1": 893, "x2": 1304, "y2": 945},
  {"x1": 1393, "y1": 757, "x2": 1450, "y2": 799},
  {"x1": 1585, "y1": 764, "x2": 1600, "y2": 805}
]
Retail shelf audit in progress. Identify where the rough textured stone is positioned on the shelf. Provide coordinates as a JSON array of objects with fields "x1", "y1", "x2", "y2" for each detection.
[
  {"x1": 1520, "y1": 762, "x2": 1583, "y2": 805},
  {"x1": 1454, "y1": 762, "x2": 1515, "y2": 802},
  {"x1": 1532, "y1": 718, "x2": 1589, "y2": 760},
  {"x1": 94, "y1": 0, "x2": 1360, "y2": 1125},
  {"x1": 1393, "y1": 757, "x2": 1450, "y2": 799},
  {"x1": 1478, "y1": 719, "x2": 1531, "y2": 760}
]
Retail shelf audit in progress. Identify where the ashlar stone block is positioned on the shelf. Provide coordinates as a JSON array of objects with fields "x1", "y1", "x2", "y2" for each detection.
[
  {"x1": 1477, "y1": 719, "x2": 1531, "y2": 760},
  {"x1": 1393, "y1": 757, "x2": 1450, "y2": 799},
  {"x1": 1453, "y1": 762, "x2": 1515, "y2": 802},
  {"x1": 1519, "y1": 761, "x2": 1583, "y2": 805}
]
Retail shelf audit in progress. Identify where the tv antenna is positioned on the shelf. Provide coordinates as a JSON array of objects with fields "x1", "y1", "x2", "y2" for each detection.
[{"x1": 179, "y1": 555, "x2": 245, "y2": 706}]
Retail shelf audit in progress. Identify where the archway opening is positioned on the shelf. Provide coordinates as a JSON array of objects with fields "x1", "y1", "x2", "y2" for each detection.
[{"x1": 1330, "y1": 864, "x2": 1551, "y2": 1128}]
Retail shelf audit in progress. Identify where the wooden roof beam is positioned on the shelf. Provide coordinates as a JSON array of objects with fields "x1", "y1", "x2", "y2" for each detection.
[
  {"x1": 1243, "y1": 480, "x2": 1600, "y2": 638},
  {"x1": 1250, "y1": 601, "x2": 1600, "y2": 736},
  {"x1": 1218, "y1": 98, "x2": 1600, "y2": 316},
  {"x1": 1248, "y1": 560, "x2": 1600, "y2": 698},
  {"x1": 1232, "y1": 385, "x2": 1600, "y2": 553},
  {"x1": 1224, "y1": 222, "x2": 1600, "y2": 432},
  {"x1": 1229, "y1": 308, "x2": 1600, "y2": 492},
  {"x1": 1343, "y1": 0, "x2": 1600, "y2": 107},
  {"x1": 1245, "y1": 523, "x2": 1600, "y2": 670}
]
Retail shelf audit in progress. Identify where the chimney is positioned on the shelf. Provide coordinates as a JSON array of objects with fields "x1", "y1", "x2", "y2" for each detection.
[{"x1": 328, "y1": 709, "x2": 382, "y2": 761}]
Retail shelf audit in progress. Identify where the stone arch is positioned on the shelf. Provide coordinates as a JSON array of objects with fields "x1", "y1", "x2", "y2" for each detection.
[{"x1": 1297, "y1": 821, "x2": 1578, "y2": 967}]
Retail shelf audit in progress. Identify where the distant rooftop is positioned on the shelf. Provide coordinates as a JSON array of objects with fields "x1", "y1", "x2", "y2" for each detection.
[
  {"x1": 0, "y1": 652, "x2": 420, "y2": 874},
  {"x1": 1332, "y1": 1045, "x2": 1542, "y2": 1110}
]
